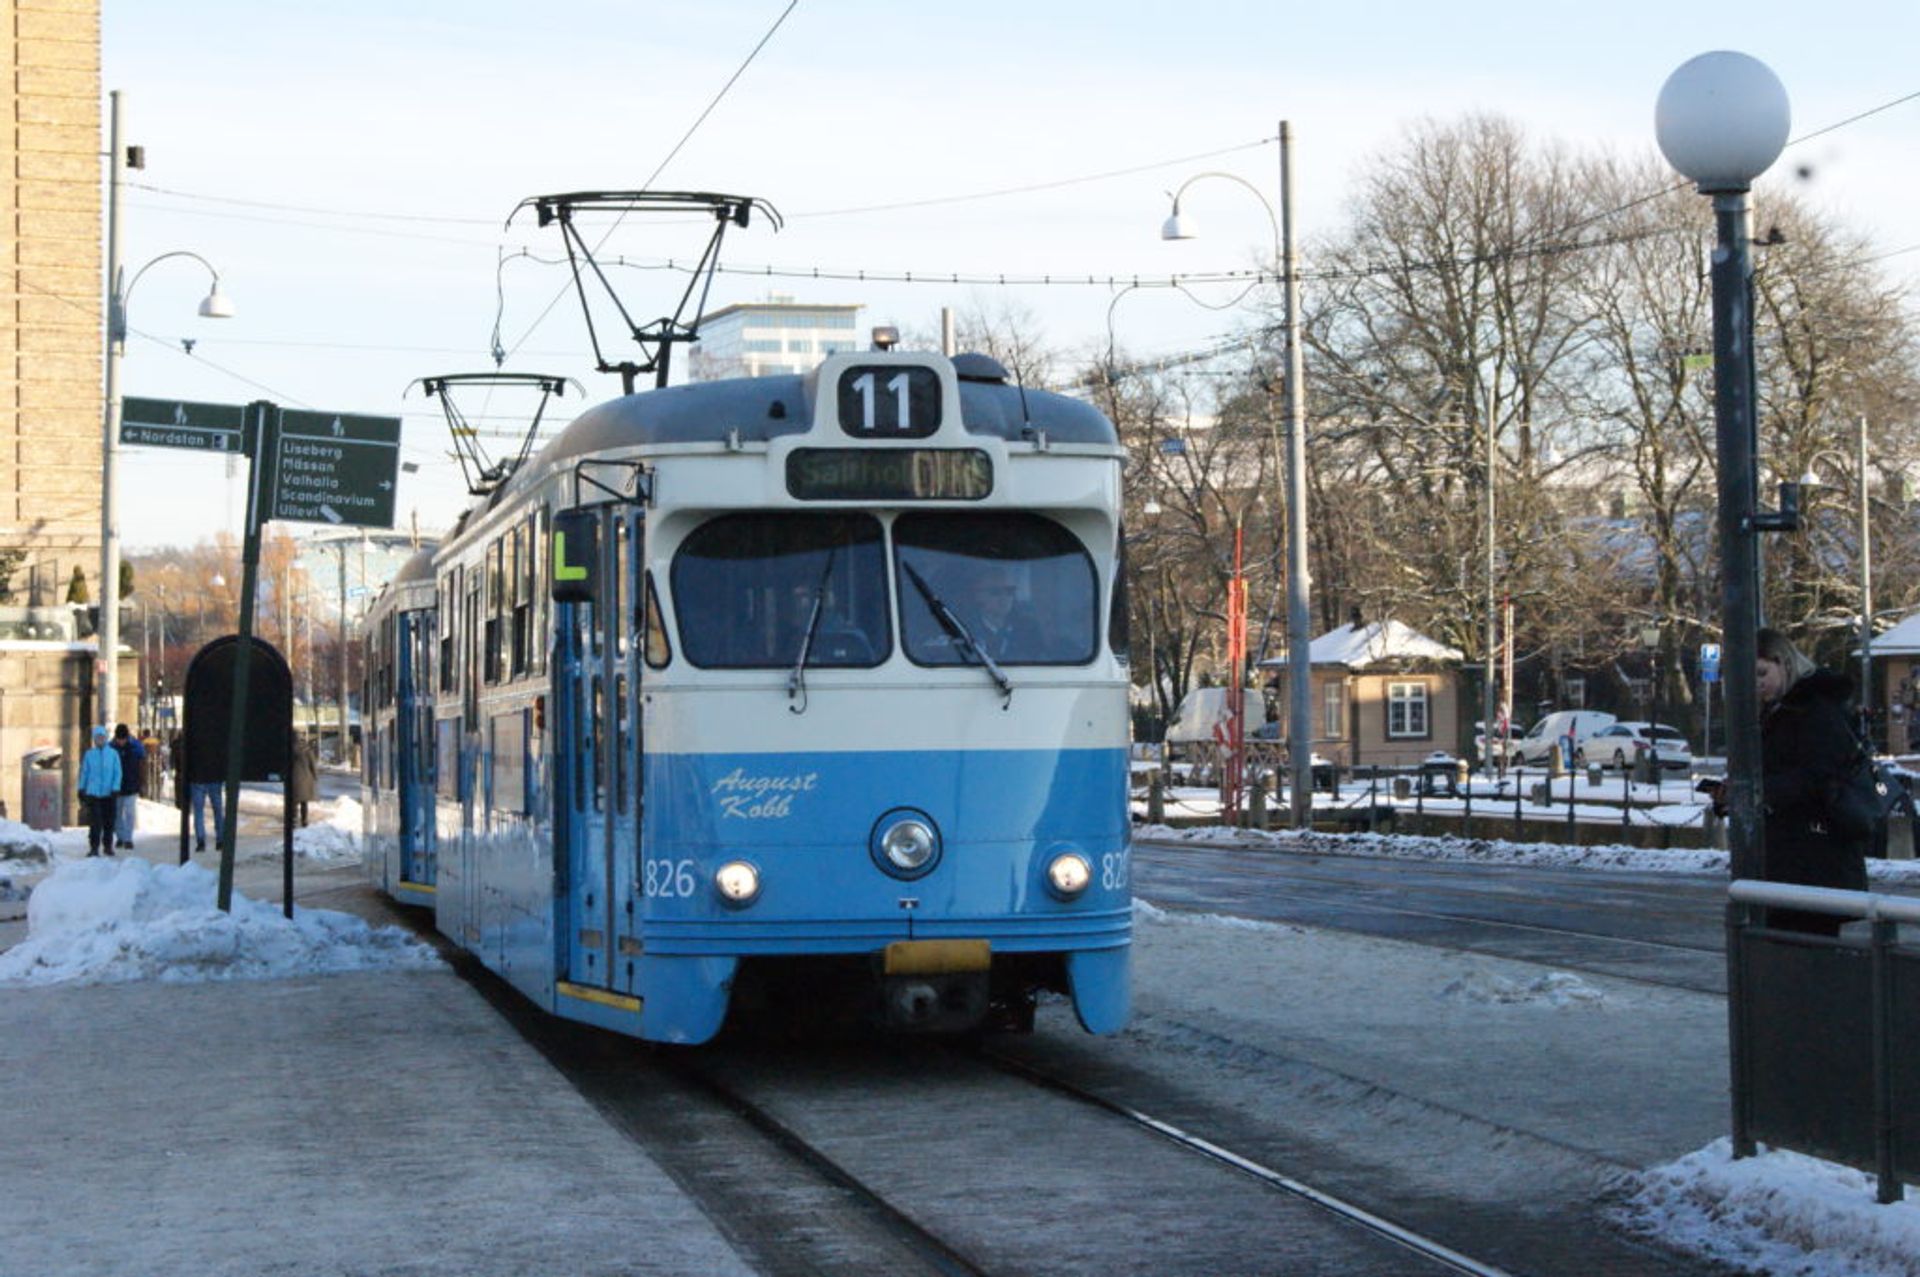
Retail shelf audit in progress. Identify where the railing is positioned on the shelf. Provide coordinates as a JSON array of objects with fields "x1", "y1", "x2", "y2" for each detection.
[{"x1": 1726, "y1": 879, "x2": 1918, "y2": 1204}]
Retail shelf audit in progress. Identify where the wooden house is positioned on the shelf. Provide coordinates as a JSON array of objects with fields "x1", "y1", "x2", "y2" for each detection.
[{"x1": 1257, "y1": 618, "x2": 1465, "y2": 769}]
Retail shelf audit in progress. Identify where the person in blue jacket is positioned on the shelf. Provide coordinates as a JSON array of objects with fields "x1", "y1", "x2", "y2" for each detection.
[
  {"x1": 110, "y1": 723, "x2": 145, "y2": 850},
  {"x1": 77, "y1": 725, "x2": 122, "y2": 857}
]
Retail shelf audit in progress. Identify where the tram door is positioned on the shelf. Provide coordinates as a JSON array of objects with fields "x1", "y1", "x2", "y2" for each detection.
[
  {"x1": 395, "y1": 609, "x2": 436, "y2": 886},
  {"x1": 558, "y1": 504, "x2": 644, "y2": 994}
]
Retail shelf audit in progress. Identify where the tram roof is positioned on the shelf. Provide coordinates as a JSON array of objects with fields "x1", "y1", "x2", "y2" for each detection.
[
  {"x1": 392, "y1": 546, "x2": 436, "y2": 586},
  {"x1": 513, "y1": 358, "x2": 1117, "y2": 490}
]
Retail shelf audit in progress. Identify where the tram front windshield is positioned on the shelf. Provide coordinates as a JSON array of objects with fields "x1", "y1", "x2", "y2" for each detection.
[
  {"x1": 894, "y1": 512, "x2": 1096, "y2": 667},
  {"x1": 671, "y1": 510, "x2": 1098, "y2": 670},
  {"x1": 672, "y1": 513, "x2": 890, "y2": 668}
]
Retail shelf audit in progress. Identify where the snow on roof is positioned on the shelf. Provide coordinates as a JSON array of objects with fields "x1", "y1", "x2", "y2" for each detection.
[
  {"x1": 1257, "y1": 619, "x2": 1463, "y2": 670},
  {"x1": 1870, "y1": 610, "x2": 1920, "y2": 656}
]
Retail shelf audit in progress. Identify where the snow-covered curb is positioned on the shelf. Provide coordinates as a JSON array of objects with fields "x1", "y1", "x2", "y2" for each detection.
[
  {"x1": 0, "y1": 857, "x2": 439, "y2": 987},
  {"x1": 1618, "y1": 1138, "x2": 1920, "y2": 1277},
  {"x1": 1135, "y1": 823, "x2": 1920, "y2": 883}
]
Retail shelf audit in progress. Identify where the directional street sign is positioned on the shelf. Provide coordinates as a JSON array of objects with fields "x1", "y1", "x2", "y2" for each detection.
[
  {"x1": 120, "y1": 396, "x2": 247, "y2": 454},
  {"x1": 268, "y1": 408, "x2": 402, "y2": 528}
]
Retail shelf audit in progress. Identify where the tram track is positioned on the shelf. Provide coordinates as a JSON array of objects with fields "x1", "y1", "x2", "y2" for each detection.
[
  {"x1": 972, "y1": 1044, "x2": 1519, "y2": 1277},
  {"x1": 420, "y1": 913, "x2": 1511, "y2": 1275},
  {"x1": 360, "y1": 882, "x2": 1720, "y2": 1276}
]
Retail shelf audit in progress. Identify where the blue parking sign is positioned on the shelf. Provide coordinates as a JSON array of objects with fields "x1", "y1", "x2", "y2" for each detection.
[{"x1": 1700, "y1": 643, "x2": 1722, "y2": 684}]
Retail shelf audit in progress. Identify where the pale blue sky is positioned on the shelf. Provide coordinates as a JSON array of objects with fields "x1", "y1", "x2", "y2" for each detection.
[{"x1": 101, "y1": 2, "x2": 1919, "y2": 547}]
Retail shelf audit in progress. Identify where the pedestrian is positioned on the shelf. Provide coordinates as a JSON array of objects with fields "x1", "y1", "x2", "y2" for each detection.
[
  {"x1": 77, "y1": 725, "x2": 122, "y2": 857},
  {"x1": 288, "y1": 732, "x2": 318, "y2": 829},
  {"x1": 110, "y1": 723, "x2": 145, "y2": 850},
  {"x1": 140, "y1": 728, "x2": 162, "y2": 799},
  {"x1": 181, "y1": 730, "x2": 224, "y2": 854},
  {"x1": 1756, "y1": 627, "x2": 1870, "y2": 935}
]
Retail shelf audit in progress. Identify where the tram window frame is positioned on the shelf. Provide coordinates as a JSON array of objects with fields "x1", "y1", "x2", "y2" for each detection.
[
  {"x1": 533, "y1": 507, "x2": 549, "y2": 676},
  {"x1": 613, "y1": 517, "x2": 629, "y2": 657},
  {"x1": 642, "y1": 571, "x2": 671, "y2": 669},
  {"x1": 463, "y1": 569, "x2": 482, "y2": 723},
  {"x1": 590, "y1": 674, "x2": 606, "y2": 813},
  {"x1": 438, "y1": 570, "x2": 457, "y2": 694},
  {"x1": 614, "y1": 673, "x2": 629, "y2": 815},
  {"x1": 483, "y1": 539, "x2": 504, "y2": 685},
  {"x1": 381, "y1": 613, "x2": 396, "y2": 707},
  {"x1": 893, "y1": 511, "x2": 1099, "y2": 667},
  {"x1": 436, "y1": 718, "x2": 459, "y2": 800},
  {"x1": 490, "y1": 709, "x2": 527, "y2": 815},
  {"x1": 670, "y1": 512, "x2": 891, "y2": 670},
  {"x1": 511, "y1": 516, "x2": 534, "y2": 678}
]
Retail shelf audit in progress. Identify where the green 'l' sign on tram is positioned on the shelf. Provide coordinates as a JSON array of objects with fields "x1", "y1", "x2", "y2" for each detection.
[
  {"x1": 268, "y1": 408, "x2": 403, "y2": 529},
  {"x1": 120, "y1": 396, "x2": 247, "y2": 453}
]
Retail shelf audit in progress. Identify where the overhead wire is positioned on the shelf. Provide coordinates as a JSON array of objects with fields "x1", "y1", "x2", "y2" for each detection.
[{"x1": 499, "y1": 0, "x2": 803, "y2": 364}]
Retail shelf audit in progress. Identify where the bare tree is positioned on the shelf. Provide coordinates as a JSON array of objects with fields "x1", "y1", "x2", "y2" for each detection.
[{"x1": 1299, "y1": 114, "x2": 1609, "y2": 727}]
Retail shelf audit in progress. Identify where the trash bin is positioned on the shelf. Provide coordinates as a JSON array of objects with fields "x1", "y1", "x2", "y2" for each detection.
[
  {"x1": 1418, "y1": 753, "x2": 1459, "y2": 797},
  {"x1": 21, "y1": 747, "x2": 64, "y2": 831}
]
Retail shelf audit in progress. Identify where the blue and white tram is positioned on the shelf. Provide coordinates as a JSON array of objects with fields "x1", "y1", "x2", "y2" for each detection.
[
  {"x1": 363, "y1": 349, "x2": 1132, "y2": 1044},
  {"x1": 362, "y1": 549, "x2": 439, "y2": 908}
]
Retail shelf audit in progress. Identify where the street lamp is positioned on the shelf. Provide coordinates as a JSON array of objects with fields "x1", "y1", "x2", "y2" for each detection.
[
  {"x1": 98, "y1": 90, "x2": 234, "y2": 729},
  {"x1": 1160, "y1": 121, "x2": 1313, "y2": 828},
  {"x1": 1654, "y1": 51, "x2": 1791, "y2": 882}
]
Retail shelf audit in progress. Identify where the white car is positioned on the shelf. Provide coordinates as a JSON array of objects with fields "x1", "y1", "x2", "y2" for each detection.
[
  {"x1": 1505, "y1": 710, "x2": 1617, "y2": 767},
  {"x1": 1576, "y1": 721, "x2": 1693, "y2": 771}
]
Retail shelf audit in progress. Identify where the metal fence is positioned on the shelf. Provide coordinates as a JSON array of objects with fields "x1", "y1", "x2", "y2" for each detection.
[{"x1": 1727, "y1": 880, "x2": 1919, "y2": 1204}]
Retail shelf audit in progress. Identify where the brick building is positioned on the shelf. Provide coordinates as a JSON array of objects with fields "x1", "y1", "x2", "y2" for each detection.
[
  {"x1": 3, "y1": 0, "x2": 101, "y2": 605},
  {"x1": 1, "y1": 0, "x2": 115, "y2": 822}
]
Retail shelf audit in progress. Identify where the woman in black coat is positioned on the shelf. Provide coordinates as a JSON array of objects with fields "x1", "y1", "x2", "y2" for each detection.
[{"x1": 1756, "y1": 627, "x2": 1869, "y2": 935}]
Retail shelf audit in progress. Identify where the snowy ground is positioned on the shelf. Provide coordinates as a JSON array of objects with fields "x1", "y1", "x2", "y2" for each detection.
[{"x1": 1, "y1": 799, "x2": 1913, "y2": 1273}]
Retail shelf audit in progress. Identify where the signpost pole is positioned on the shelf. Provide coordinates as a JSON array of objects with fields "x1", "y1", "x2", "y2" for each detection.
[{"x1": 217, "y1": 401, "x2": 276, "y2": 912}]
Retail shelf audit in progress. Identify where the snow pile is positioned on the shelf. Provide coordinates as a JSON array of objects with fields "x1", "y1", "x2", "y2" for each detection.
[
  {"x1": 290, "y1": 796, "x2": 364, "y2": 864},
  {"x1": 1621, "y1": 1138, "x2": 1920, "y2": 1277},
  {"x1": 1438, "y1": 969, "x2": 1605, "y2": 1007},
  {"x1": 0, "y1": 856, "x2": 440, "y2": 987},
  {"x1": 1133, "y1": 896, "x2": 1303, "y2": 935},
  {"x1": 0, "y1": 818, "x2": 54, "y2": 869}
]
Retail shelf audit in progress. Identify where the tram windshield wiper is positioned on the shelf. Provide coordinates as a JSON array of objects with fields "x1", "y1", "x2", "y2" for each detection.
[
  {"x1": 787, "y1": 547, "x2": 837, "y2": 714},
  {"x1": 901, "y1": 562, "x2": 1013, "y2": 704}
]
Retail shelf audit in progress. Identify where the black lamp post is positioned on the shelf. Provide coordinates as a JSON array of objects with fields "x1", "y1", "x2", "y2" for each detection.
[{"x1": 1655, "y1": 51, "x2": 1791, "y2": 883}]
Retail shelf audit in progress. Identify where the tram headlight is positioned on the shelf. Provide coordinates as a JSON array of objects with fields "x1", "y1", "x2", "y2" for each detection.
[
  {"x1": 870, "y1": 809, "x2": 941, "y2": 880},
  {"x1": 1046, "y1": 852, "x2": 1092, "y2": 899},
  {"x1": 714, "y1": 860, "x2": 761, "y2": 907}
]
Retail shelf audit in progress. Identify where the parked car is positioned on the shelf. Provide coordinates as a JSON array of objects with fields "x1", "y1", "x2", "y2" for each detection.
[
  {"x1": 1575, "y1": 721, "x2": 1693, "y2": 771},
  {"x1": 1505, "y1": 710, "x2": 1617, "y2": 767}
]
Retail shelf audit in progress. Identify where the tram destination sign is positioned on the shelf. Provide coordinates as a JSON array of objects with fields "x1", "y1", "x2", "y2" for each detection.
[
  {"x1": 120, "y1": 396, "x2": 246, "y2": 453},
  {"x1": 268, "y1": 408, "x2": 402, "y2": 528}
]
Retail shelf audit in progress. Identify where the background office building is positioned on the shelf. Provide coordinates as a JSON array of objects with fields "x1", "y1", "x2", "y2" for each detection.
[{"x1": 688, "y1": 298, "x2": 862, "y2": 381}]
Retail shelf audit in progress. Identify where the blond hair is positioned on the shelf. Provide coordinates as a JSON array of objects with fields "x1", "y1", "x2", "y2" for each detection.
[{"x1": 1756, "y1": 627, "x2": 1817, "y2": 688}]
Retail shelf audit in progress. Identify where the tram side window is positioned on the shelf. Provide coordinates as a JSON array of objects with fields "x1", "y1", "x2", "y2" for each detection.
[
  {"x1": 613, "y1": 517, "x2": 629, "y2": 657},
  {"x1": 642, "y1": 571, "x2": 671, "y2": 669},
  {"x1": 463, "y1": 571, "x2": 482, "y2": 723},
  {"x1": 436, "y1": 718, "x2": 459, "y2": 800},
  {"x1": 511, "y1": 517, "x2": 533, "y2": 678},
  {"x1": 484, "y1": 540, "x2": 504, "y2": 685},
  {"x1": 439, "y1": 570, "x2": 457, "y2": 694},
  {"x1": 894, "y1": 512, "x2": 1097, "y2": 667},
  {"x1": 533, "y1": 507, "x2": 549, "y2": 676},
  {"x1": 490, "y1": 710, "x2": 526, "y2": 814},
  {"x1": 671, "y1": 513, "x2": 889, "y2": 669},
  {"x1": 1110, "y1": 527, "x2": 1130, "y2": 661}
]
